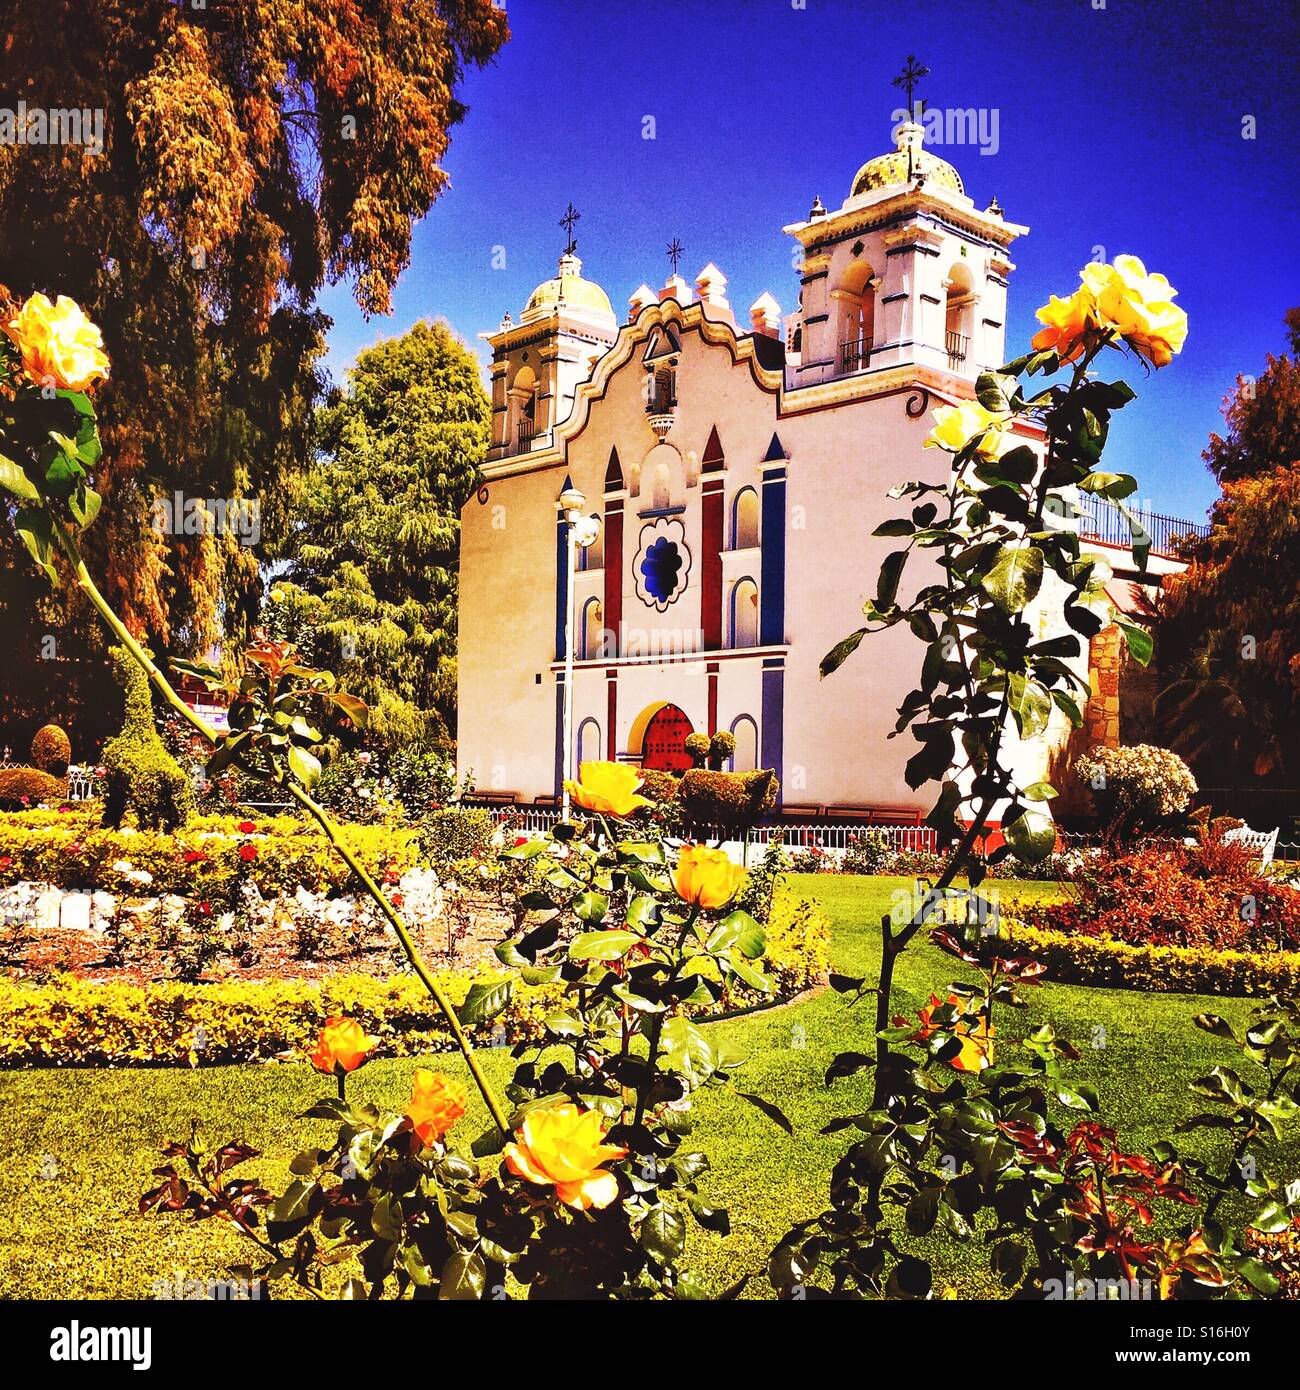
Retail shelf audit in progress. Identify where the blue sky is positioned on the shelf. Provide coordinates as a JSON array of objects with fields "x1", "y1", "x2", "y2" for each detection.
[{"x1": 317, "y1": 0, "x2": 1300, "y2": 522}]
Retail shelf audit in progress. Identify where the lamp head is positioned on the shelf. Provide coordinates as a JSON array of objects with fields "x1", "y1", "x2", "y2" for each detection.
[{"x1": 559, "y1": 486, "x2": 586, "y2": 514}]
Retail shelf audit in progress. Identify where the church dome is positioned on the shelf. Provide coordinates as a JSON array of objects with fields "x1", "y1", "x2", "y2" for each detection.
[
  {"x1": 850, "y1": 121, "x2": 964, "y2": 198},
  {"x1": 524, "y1": 252, "x2": 614, "y2": 319}
]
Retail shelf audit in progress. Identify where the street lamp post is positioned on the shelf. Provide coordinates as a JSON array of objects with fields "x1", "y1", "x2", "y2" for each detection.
[{"x1": 559, "y1": 487, "x2": 600, "y2": 820}]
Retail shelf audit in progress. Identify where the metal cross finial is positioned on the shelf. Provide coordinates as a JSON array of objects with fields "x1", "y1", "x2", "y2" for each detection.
[
  {"x1": 891, "y1": 54, "x2": 930, "y2": 116},
  {"x1": 666, "y1": 237, "x2": 684, "y2": 275},
  {"x1": 559, "y1": 202, "x2": 580, "y2": 257}
]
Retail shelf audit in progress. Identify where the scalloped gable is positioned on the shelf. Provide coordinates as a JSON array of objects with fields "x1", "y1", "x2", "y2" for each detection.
[{"x1": 556, "y1": 300, "x2": 785, "y2": 453}]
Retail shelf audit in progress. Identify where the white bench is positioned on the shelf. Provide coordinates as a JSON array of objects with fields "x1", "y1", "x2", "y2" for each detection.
[{"x1": 1223, "y1": 825, "x2": 1279, "y2": 870}]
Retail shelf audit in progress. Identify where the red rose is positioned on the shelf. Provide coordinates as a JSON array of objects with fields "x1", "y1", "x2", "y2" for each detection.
[
  {"x1": 237, "y1": 820, "x2": 257, "y2": 834},
  {"x1": 0, "y1": 856, "x2": 12, "y2": 870},
  {"x1": 67, "y1": 840, "x2": 83, "y2": 854},
  {"x1": 514, "y1": 835, "x2": 529, "y2": 847},
  {"x1": 94, "y1": 766, "x2": 106, "y2": 778},
  {"x1": 183, "y1": 850, "x2": 208, "y2": 864},
  {"x1": 238, "y1": 844, "x2": 258, "y2": 862},
  {"x1": 57, "y1": 805, "x2": 73, "y2": 814},
  {"x1": 390, "y1": 892, "x2": 404, "y2": 908}
]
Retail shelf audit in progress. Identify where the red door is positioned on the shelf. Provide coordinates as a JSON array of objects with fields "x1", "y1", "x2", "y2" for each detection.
[{"x1": 642, "y1": 704, "x2": 694, "y2": 772}]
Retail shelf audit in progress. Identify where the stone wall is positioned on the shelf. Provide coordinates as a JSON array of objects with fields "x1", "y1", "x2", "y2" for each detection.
[{"x1": 1084, "y1": 624, "x2": 1123, "y2": 749}]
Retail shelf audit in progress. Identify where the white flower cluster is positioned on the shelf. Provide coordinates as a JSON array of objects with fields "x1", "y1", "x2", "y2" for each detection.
[{"x1": 1075, "y1": 743, "x2": 1198, "y2": 819}]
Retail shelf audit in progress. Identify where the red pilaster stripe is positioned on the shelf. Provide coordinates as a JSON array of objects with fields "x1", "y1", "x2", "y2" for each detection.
[
  {"x1": 606, "y1": 668, "x2": 618, "y2": 760},
  {"x1": 707, "y1": 661, "x2": 719, "y2": 735},
  {"x1": 603, "y1": 498, "x2": 623, "y2": 657},
  {"x1": 701, "y1": 478, "x2": 724, "y2": 650}
]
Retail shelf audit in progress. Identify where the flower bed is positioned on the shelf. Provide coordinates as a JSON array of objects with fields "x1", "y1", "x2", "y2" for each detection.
[
  {"x1": 0, "y1": 885, "x2": 830, "y2": 1065},
  {"x1": 1035, "y1": 833, "x2": 1300, "y2": 953}
]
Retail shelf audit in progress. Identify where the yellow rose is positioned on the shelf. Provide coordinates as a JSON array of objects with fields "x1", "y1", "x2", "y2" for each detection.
[
  {"x1": 923, "y1": 400, "x2": 1011, "y2": 459},
  {"x1": 1081, "y1": 255, "x2": 1188, "y2": 368},
  {"x1": 673, "y1": 844, "x2": 746, "y2": 910},
  {"x1": 308, "y1": 1015, "x2": 377, "y2": 1075},
  {"x1": 407, "y1": 1068, "x2": 468, "y2": 1146},
  {"x1": 564, "y1": 760, "x2": 652, "y2": 818},
  {"x1": 503, "y1": 1103, "x2": 628, "y2": 1210},
  {"x1": 914, "y1": 993, "x2": 995, "y2": 1073},
  {"x1": 1030, "y1": 286, "x2": 1100, "y2": 365},
  {"x1": 4, "y1": 292, "x2": 110, "y2": 392}
]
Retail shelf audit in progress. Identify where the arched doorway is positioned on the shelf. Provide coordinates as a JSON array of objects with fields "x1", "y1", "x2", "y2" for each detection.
[{"x1": 639, "y1": 702, "x2": 694, "y2": 772}]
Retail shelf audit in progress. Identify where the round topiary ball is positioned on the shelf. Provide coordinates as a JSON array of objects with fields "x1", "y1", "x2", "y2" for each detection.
[
  {"x1": 30, "y1": 723, "x2": 72, "y2": 775},
  {"x1": 684, "y1": 732, "x2": 710, "y2": 755}
]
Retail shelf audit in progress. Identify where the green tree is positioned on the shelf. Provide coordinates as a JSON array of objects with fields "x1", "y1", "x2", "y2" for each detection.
[
  {"x1": 270, "y1": 319, "x2": 489, "y2": 748},
  {"x1": 1156, "y1": 310, "x2": 1300, "y2": 783},
  {"x1": 0, "y1": 0, "x2": 508, "y2": 743}
]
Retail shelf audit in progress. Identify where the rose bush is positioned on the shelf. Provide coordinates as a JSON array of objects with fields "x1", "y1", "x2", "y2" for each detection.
[
  {"x1": 140, "y1": 764, "x2": 796, "y2": 1297},
  {"x1": 783, "y1": 258, "x2": 1299, "y2": 1300}
]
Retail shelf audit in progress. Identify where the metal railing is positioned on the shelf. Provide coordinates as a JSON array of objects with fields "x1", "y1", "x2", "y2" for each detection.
[
  {"x1": 839, "y1": 337, "x2": 872, "y2": 373},
  {"x1": 1074, "y1": 492, "x2": 1209, "y2": 558},
  {"x1": 66, "y1": 765, "x2": 97, "y2": 800},
  {"x1": 516, "y1": 417, "x2": 536, "y2": 449},
  {"x1": 946, "y1": 330, "x2": 969, "y2": 365}
]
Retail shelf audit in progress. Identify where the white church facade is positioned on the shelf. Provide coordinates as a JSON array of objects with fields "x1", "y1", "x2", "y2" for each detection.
[{"x1": 456, "y1": 121, "x2": 1184, "y2": 819}]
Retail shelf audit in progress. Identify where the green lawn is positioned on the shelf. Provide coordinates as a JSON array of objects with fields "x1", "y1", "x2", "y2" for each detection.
[{"x1": 0, "y1": 875, "x2": 1288, "y2": 1299}]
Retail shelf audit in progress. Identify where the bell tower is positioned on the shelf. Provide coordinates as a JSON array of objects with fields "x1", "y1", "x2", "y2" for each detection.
[
  {"x1": 782, "y1": 102, "x2": 1027, "y2": 391},
  {"x1": 482, "y1": 207, "x2": 618, "y2": 461}
]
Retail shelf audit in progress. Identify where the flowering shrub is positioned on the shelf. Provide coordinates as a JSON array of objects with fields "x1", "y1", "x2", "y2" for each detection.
[
  {"x1": 315, "y1": 747, "x2": 456, "y2": 825},
  {"x1": 418, "y1": 806, "x2": 494, "y2": 874},
  {"x1": 1074, "y1": 743, "x2": 1198, "y2": 839},
  {"x1": 0, "y1": 812, "x2": 420, "y2": 900},
  {"x1": 1037, "y1": 834, "x2": 1300, "y2": 952}
]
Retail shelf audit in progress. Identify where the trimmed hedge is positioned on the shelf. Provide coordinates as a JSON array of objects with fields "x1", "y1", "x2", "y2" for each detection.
[
  {"x1": 0, "y1": 970, "x2": 562, "y2": 1067},
  {"x1": 0, "y1": 766, "x2": 67, "y2": 810},
  {"x1": 0, "y1": 887, "x2": 830, "y2": 1066},
  {"x1": 1005, "y1": 918, "x2": 1300, "y2": 997}
]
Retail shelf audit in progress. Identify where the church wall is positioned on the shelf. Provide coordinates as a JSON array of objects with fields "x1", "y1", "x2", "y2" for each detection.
[
  {"x1": 457, "y1": 466, "x2": 562, "y2": 797},
  {"x1": 777, "y1": 393, "x2": 945, "y2": 809}
]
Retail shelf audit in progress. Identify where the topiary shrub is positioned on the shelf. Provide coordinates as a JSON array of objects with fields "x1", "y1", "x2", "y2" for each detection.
[
  {"x1": 683, "y1": 732, "x2": 711, "y2": 769},
  {"x1": 101, "y1": 646, "x2": 193, "y2": 830},
  {"x1": 0, "y1": 765, "x2": 66, "y2": 810},
  {"x1": 678, "y1": 768, "x2": 778, "y2": 831},
  {"x1": 29, "y1": 723, "x2": 71, "y2": 775},
  {"x1": 707, "y1": 730, "x2": 736, "y2": 771},
  {"x1": 635, "y1": 767, "x2": 681, "y2": 805}
]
